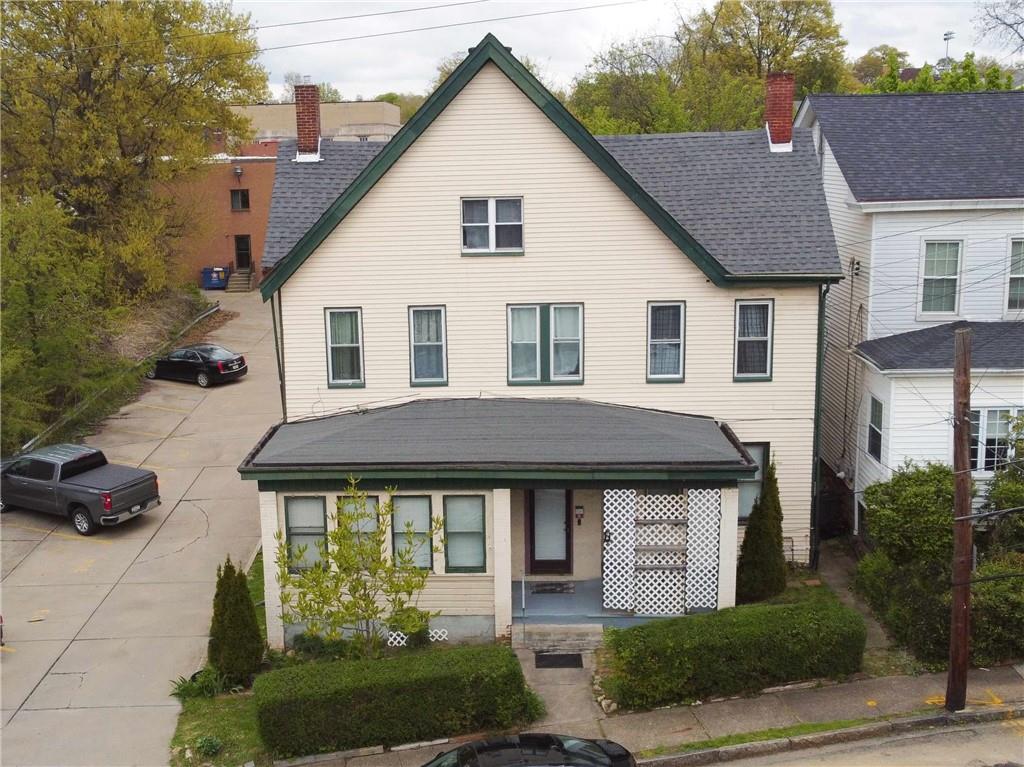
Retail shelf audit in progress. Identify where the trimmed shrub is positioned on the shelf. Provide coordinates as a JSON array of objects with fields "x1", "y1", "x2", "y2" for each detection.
[
  {"x1": 736, "y1": 462, "x2": 787, "y2": 603},
  {"x1": 971, "y1": 553, "x2": 1024, "y2": 666},
  {"x1": 208, "y1": 557, "x2": 264, "y2": 686},
  {"x1": 254, "y1": 645, "x2": 539, "y2": 757},
  {"x1": 604, "y1": 591, "x2": 865, "y2": 709}
]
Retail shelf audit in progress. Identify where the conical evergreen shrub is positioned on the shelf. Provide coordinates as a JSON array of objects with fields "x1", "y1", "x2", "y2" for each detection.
[
  {"x1": 208, "y1": 556, "x2": 264, "y2": 686},
  {"x1": 736, "y1": 461, "x2": 787, "y2": 603}
]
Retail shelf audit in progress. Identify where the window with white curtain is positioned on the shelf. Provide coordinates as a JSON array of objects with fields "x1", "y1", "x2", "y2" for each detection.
[
  {"x1": 921, "y1": 241, "x2": 961, "y2": 314},
  {"x1": 648, "y1": 302, "x2": 684, "y2": 380},
  {"x1": 551, "y1": 305, "x2": 582, "y2": 380},
  {"x1": 1008, "y1": 239, "x2": 1024, "y2": 314},
  {"x1": 508, "y1": 304, "x2": 583, "y2": 383},
  {"x1": 444, "y1": 495, "x2": 486, "y2": 572},
  {"x1": 734, "y1": 300, "x2": 772, "y2": 379},
  {"x1": 738, "y1": 443, "x2": 769, "y2": 521},
  {"x1": 285, "y1": 496, "x2": 327, "y2": 570},
  {"x1": 509, "y1": 305, "x2": 540, "y2": 381},
  {"x1": 392, "y1": 496, "x2": 433, "y2": 569},
  {"x1": 462, "y1": 197, "x2": 523, "y2": 253},
  {"x1": 325, "y1": 308, "x2": 363, "y2": 384},
  {"x1": 409, "y1": 306, "x2": 447, "y2": 384},
  {"x1": 970, "y1": 408, "x2": 1021, "y2": 472}
]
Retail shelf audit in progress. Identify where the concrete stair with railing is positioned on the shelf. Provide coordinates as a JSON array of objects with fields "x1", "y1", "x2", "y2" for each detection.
[{"x1": 225, "y1": 268, "x2": 252, "y2": 292}]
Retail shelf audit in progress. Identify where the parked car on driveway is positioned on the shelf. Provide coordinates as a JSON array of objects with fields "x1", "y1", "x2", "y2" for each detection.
[
  {"x1": 0, "y1": 444, "x2": 159, "y2": 535},
  {"x1": 146, "y1": 344, "x2": 247, "y2": 387},
  {"x1": 421, "y1": 734, "x2": 635, "y2": 767}
]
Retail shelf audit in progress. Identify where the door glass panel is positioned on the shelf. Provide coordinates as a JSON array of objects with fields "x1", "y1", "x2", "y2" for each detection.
[{"x1": 533, "y1": 489, "x2": 566, "y2": 561}]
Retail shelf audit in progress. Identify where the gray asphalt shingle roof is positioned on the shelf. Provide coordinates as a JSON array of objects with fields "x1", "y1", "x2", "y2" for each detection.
[
  {"x1": 806, "y1": 92, "x2": 1024, "y2": 202},
  {"x1": 261, "y1": 130, "x2": 841, "y2": 277},
  {"x1": 856, "y1": 321, "x2": 1024, "y2": 372},
  {"x1": 241, "y1": 398, "x2": 754, "y2": 473}
]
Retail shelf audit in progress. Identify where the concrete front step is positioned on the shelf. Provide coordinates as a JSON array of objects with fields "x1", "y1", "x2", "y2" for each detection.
[{"x1": 512, "y1": 623, "x2": 605, "y2": 651}]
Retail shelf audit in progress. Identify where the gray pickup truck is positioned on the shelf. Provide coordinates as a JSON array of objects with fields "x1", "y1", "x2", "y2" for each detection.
[{"x1": 0, "y1": 444, "x2": 160, "y2": 535}]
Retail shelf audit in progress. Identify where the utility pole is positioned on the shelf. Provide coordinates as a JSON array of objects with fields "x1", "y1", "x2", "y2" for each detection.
[{"x1": 946, "y1": 327, "x2": 972, "y2": 712}]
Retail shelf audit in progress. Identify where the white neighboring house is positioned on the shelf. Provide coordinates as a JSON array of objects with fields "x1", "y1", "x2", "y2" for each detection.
[
  {"x1": 795, "y1": 92, "x2": 1024, "y2": 534},
  {"x1": 241, "y1": 35, "x2": 842, "y2": 648}
]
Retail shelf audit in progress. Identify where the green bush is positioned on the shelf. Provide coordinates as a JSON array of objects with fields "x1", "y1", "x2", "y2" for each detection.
[
  {"x1": 194, "y1": 735, "x2": 223, "y2": 758},
  {"x1": 254, "y1": 645, "x2": 540, "y2": 757},
  {"x1": 208, "y1": 557, "x2": 264, "y2": 686},
  {"x1": 170, "y1": 666, "x2": 229, "y2": 700},
  {"x1": 290, "y1": 632, "x2": 354, "y2": 660},
  {"x1": 966, "y1": 553, "x2": 1024, "y2": 666},
  {"x1": 736, "y1": 462, "x2": 787, "y2": 603},
  {"x1": 603, "y1": 591, "x2": 865, "y2": 709}
]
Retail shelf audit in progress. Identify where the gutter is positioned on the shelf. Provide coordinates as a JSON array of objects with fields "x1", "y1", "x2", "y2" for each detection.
[
  {"x1": 810, "y1": 282, "x2": 830, "y2": 570},
  {"x1": 851, "y1": 198, "x2": 1024, "y2": 213}
]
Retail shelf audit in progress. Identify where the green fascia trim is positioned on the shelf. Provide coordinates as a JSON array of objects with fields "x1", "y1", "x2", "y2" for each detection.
[
  {"x1": 723, "y1": 275, "x2": 842, "y2": 286},
  {"x1": 260, "y1": 33, "x2": 732, "y2": 301},
  {"x1": 258, "y1": 477, "x2": 741, "y2": 492}
]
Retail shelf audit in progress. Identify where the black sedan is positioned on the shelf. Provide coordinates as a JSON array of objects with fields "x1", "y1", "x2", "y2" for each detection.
[
  {"x1": 146, "y1": 344, "x2": 247, "y2": 387},
  {"x1": 422, "y1": 734, "x2": 635, "y2": 767}
]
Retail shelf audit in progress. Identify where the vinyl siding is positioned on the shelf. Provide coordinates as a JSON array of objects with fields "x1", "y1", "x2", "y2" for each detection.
[
  {"x1": 277, "y1": 62, "x2": 821, "y2": 562},
  {"x1": 853, "y1": 365, "x2": 893, "y2": 499}
]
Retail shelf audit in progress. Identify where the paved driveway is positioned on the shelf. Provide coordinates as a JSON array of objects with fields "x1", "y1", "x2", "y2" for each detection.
[{"x1": 1, "y1": 292, "x2": 278, "y2": 766}]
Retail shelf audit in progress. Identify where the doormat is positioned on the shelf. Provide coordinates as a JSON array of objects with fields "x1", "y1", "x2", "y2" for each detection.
[
  {"x1": 531, "y1": 582, "x2": 575, "y2": 594},
  {"x1": 535, "y1": 652, "x2": 583, "y2": 669}
]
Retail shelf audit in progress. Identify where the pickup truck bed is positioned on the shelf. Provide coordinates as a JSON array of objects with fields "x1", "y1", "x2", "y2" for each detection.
[{"x1": 63, "y1": 464, "x2": 152, "y2": 491}]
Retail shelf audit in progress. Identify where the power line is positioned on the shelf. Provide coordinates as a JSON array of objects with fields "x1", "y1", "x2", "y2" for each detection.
[{"x1": 833, "y1": 210, "x2": 1010, "y2": 252}]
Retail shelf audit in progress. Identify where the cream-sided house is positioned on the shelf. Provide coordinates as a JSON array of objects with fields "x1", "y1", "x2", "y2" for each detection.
[{"x1": 240, "y1": 35, "x2": 841, "y2": 648}]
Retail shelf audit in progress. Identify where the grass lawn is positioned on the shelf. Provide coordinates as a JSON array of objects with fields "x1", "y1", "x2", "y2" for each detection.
[{"x1": 170, "y1": 694, "x2": 270, "y2": 767}]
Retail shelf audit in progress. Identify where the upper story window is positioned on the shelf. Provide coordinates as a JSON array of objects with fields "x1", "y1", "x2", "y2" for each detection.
[
  {"x1": 462, "y1": 198, "x2": 523, "y2": 254},
  {"x1": 647, "y1": 302, "x2": 684, "y2": 381},
  {"x1": 409, "y1": 306, "x2": 447, "y2": 385},
  {"x1": 1008, "y1": 239, "x2": 1024, "y2": 315},
  {"x1": 508, "y1": 304, "x2": 583, "y2": 384},
  {"x1": 970, "y1": 408, "x2": 1020, "y2": 472},
  {"x1": 920, "y1": 241, "x2": 961, "y2": 314},
  {"x1": 867, "y1": 396, "x2": 883, "y2": 462},
  {"x1": 325, "y1": 308, "x2": 364, "y2": 386},
  {"x1": 734, "y1": 300, "x2": 773, "y2": 380},
  {"x1": 230, "y1": 189, "x2": 250, "y2": 211}
]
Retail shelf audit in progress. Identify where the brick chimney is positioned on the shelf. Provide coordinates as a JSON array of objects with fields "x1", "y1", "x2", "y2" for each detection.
[
  {"x1": 294, "y1": 80, "x2": 320, "y2": 156},
  {"x1": 765, "y1": 72, "x2": 795, "y2": 150}
]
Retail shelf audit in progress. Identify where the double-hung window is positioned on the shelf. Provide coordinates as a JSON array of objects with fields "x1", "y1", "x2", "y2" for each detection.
[
  {"x1": 325, "y1": 308, "x2": 363, "y2": 386},
  {"x1": 1008, "y1": 239, "x2": 1024, "y2": 315},
  {"x1": 867, "y1": 396, "x2": 883, "y2": 462},
  {"x1": 409, "y1": 306, "x2": 447, "y2": 385},
  {"x1": 461, "y1": 198, "x2": 523, "y2": 253},
  {"x1": 341, "y1": 494, "x2": 378, "y2": 538},
  {"x1": 230, "y1": 189, "x2": 250, "y2": 211},
  {"x1": 392, "y1": 496, "x2": 433, "y2": 569},
  {"x1": 734, "y1": 300, "x2": 773, "y2": 380},
  {"x1": 508, "y1": 304, "x2": 583, "y2": 383},
  {"x1": 970, "y1": 408, "x2": 1020, "y2": 472},
  {"x1": 444, "y1": 495, "x2": 486, "y2": 573},
  {"x1": 738, "y1": 443, "x2": 769, "y2": 522},
  {"x1": 920, "y1": 241, "x2": 961, "y2": 314},
  {"x1": 648, "y1": 302, "x2": 684, "y2": 381},
  {"x1": 285, "y1": 496, "x2": 327, "y2": 570}
]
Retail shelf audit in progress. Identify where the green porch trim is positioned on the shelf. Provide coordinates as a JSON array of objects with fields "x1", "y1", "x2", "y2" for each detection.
[
  {"x1": 261, "y1": 33, "x2": 738, "y2": 301},
  {"x1": 257, "y1": 477, "x2": 741, "y2": 492},
  {"x1": 246, "y1": 467, "x2": 751, "y2": 486}
]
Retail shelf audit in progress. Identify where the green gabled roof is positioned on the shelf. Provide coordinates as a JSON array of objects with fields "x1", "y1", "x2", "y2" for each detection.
[{"x1": 260, "y1": 33, "x2": 732, "y2": 300}]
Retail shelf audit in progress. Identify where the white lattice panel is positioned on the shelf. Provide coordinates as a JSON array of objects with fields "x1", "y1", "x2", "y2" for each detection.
[
  {"x1": 386, "y1": 631, "x2": 408, "y2": 647},
  {"x1": 635, "y1": 523, "x2": 686, "y2": 548},
  {"x1": 602, "y1": 489, "x2": 637, "y2": 610},
  {"x1": 634, "y1": 569, "x2": 686, "y2": 615},
  {"x1": 634, "y1": 493, "x2": 687, "y2": 614},
  {"x1": 685, "y1": 488, "x2": 721, "y2": 611},
  {"x1": 428, "y1": 628, "x2": 448, "y2": 642},
  {"x1": 637, "y1": 493, "x2": 688, "y2": 520}
]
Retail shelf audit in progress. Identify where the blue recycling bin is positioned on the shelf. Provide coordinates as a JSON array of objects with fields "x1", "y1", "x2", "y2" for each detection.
[{"x1": 201, "y1": 266, "x2": 230, "y2": 290}]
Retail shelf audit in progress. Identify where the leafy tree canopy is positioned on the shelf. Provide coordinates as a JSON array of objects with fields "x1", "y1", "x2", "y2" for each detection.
[
  {"x1": 852, "y1": 44, "x2": 909, "y2": 84},
  {"x1": 374, "y1": 91, "x2": 426, "y2": 122},
  {"x1": 277, "y1": 71, "x2": 343, "y2": 103},
  {"x1": 870, "y1": 50, "x2": 1015, "y2": 92}
]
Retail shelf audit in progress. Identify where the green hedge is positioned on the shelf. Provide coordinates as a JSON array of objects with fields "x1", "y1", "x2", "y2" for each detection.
[
  {"x1": 604, "y1": 593, "x2": 865, "y2": 709},
  {"x1": 253, "y1": 645, "x2": 540, "y2": 757}
]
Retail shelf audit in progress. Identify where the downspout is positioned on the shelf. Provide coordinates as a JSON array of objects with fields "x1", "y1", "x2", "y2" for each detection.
[
  {"x1": 810, "y1": 282, "x2": 831, "y2": 570},
  {"x1": 270, "y1": 292, "x2": 287, "y2": 421}
]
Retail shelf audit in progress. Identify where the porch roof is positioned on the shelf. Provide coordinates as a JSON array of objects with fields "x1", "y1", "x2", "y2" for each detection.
[{"x1": 239, "y1": 398, "x2": 756, "y2": 482}]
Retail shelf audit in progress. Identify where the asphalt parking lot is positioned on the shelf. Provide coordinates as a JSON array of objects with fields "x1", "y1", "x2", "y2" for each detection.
[{"x1": 1, "y1": 291, "x2": 279, "y2": 766}]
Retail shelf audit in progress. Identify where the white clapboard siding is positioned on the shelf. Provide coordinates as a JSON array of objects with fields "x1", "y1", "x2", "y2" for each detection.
[
  {"x1": 853, "y1": 365, "x2": 894, "y2": 499},
  {"x1": 277, "y1": 62, "x2": 820, "y2": 562}
]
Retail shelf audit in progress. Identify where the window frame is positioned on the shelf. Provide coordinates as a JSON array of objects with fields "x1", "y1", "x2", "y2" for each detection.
[
  {"x1": 460, "y1": 197, "x2": 524, "y2": 255},
  {"x1": 408, "y1": 305, "x2": 448, "y2": 386},
  {"x1": 507, "y1": 304, "x2": 542, "y2": 383},
  {"x1": 970, "y1": 407, "x2": 1021, "y2": 475},
  {"x1": 917, "y1": 239, "x2": 963, "y2": 318},
  {"x1": 867, "y1": 395, "x2": 884, "y2": 463},
  {"x1": 646, "y1": 301, "x2": 685, "y2": 382},
  {"x1": 507, "y1": 303, "x2": 584, "y2": 385},
  {"x1": 391, "y1": 495, "x2": 434, "y2": 571},
  {"x1": 284, "y1": 495, "x2": 327, "y2": 572},
  {"x1": 230, "y1": 188, "x2": 250, "y2": 211},
  {"x1": 549, "y1": 304, "x2": 583, "y2": 382},
  {"x1": 733, "y1": 299, "x2": 774, "y2": 381},
  {"x1": 1005, "y1": 237, "x2": 1024, "y2": 319},
  {"x1": 737, "y1": 442, "x2": 769, "y2": 525},
  {"x1": 324, "y1": 307, "x2": 365, "y2": 388},
  {"x1": 443, "y1": 494, "x2": 487, "y2": 574},
  {"x1": 339, "y1": 493, "x2": 379, "y2": 538}
]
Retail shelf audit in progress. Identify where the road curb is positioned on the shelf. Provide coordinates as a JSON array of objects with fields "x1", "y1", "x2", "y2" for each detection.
[{"x1": 639, "y1": 703, "x2": 1024, "y2": 766}]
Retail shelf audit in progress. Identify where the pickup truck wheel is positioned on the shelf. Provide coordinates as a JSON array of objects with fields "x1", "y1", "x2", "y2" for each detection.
[
  {"x1": 196, "y1": 372, "x2": 210, "y2": 388},
  {"x1": 70, "y1": 506, "x2": 97, "y2": 536}
]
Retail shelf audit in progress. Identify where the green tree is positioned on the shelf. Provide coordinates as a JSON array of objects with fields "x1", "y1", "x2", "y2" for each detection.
[
  {"x1": 374, "y1": 91, "x2": 425, "y2": 122},
  {"x1": 208, "y1": 557, "x2": 264, "y2": 686},
  {"x1": 736, "y1": 462, "x2": 787, "y2": 603},
  {"x1": 432, "y1": 50, "x2": 552, "y2": 92},
  {"x1": 981, "y1": 415, "x2": 1024, "y2": 557},
  {"x1": 852, "y1": 44, "x2": 909, "y2": 84},
  {"x1": 871, "y1": 51, "x2": 1014, "y2": 92},
  {"x1": 275, "y1": 479, "x2": 443, "y2": 658},
  {"x1": 279, "y1": 71, "x2": 343, "y2": 102}
]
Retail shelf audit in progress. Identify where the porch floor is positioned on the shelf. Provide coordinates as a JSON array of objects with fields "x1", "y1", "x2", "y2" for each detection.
[{"x1": 511, "y1": 578, "x2": 663, "y2": 628}]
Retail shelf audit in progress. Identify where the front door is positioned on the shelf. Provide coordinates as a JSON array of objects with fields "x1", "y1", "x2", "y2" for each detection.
[
  {"x1": 234, "y1": 234, "x2": 252, "y2": 270},
  {"x1": 528, "y1": 489, "x2": 571, "y2": 574}
]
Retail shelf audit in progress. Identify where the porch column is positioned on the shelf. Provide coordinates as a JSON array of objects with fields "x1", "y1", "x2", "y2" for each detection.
[
  {"x1": 717, "y1": 486, "x2": 739, "y2": 609},
  {"x1": 492, "y1": 488, "x2": 513, "y2": 640},
  {"x1": 259, "y1": 490, "x2": 286, "y2": 648}
]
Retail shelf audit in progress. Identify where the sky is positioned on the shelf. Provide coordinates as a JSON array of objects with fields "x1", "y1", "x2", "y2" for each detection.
[{"x1": 235, "y1": 0, "x2": 1015, "y2": 100}]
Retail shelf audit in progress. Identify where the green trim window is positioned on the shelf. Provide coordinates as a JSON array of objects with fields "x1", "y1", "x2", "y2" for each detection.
[
  {"x1": 443, "y1": 495, "x2": 486, "y2": 573},
  {"x1": 284, "y1": 496, "x2": 327, "y2": 570},
  {"x1": 738, "y1": 443, "x2": 769, "y2": 522},
  {"x1": 1008, "y1": 239, "x2": 1024, "y2": 313},
  {"x1": 392, "y1": 496, "x2": 433, "y2": 569},
  {"x1": 341, "y1": 494, "x2": 378, "y2": 536},
  {"x1": 648, "y1": 302, "x2": 684, "y2": 380},
  {"x1": 509, "y1": 305, "x2": 540, "y2": 381},
  {"x1": 734, "y1": 300, "x2": 773, "y2": 379},
  {"x1": 551, "y1": 305, "x2": 582, "y2": 380},
  {"x1": 921, "y1": 241, "x2": 961, "y2": 314},
  {"x1": 325, "y1": 308, "x2": 364, "y2": 385},
  {"x1": 230, "y1": 188, "x2": 250, "y2": 211},
  {"x1": 867, "y1": 396, "x2": 883, "y2": 462},
  {"x1": 508, "y1": 304, "x2": 583, "y2": 384},
  {"x1": 462, "y1": 197, "x2": 523, "y2": 253},
  {"x1": 409, "y1": 306, "x2": 447, "y2": 385}
]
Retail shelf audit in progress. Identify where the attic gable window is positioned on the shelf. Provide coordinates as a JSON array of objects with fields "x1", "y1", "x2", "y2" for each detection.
[{"x1": 462, "y1": 198, "x2": 523, "y2": 254}]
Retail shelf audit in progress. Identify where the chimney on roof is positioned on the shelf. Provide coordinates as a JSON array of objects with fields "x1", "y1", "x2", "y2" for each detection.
[
  {"x1": 764, "y1": 72, "x2": 795, "y2": 151},
  {"x1": 294, "y1": 80, "x2": 320, "y2": 155}
]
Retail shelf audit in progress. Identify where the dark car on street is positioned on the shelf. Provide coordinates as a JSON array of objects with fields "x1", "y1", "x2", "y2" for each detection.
[
  {"x1": 147, "y1": 344, "x2": 247, "y2": 387},
  {"x1": 421, "y1": 735, "x2": 635, "y2": 767}
]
